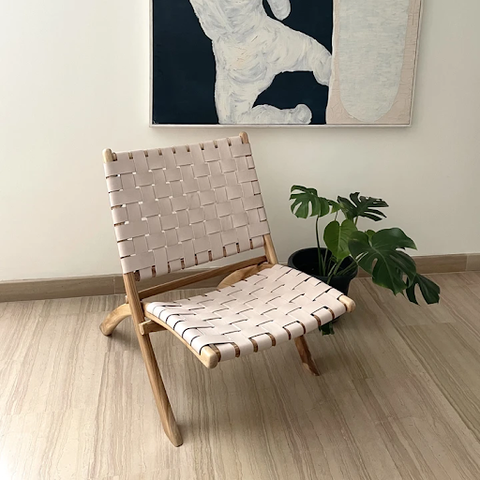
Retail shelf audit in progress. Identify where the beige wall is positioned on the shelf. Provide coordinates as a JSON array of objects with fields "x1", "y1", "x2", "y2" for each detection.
[{"x1": 1, "y1": 0, "x2": 479, "y2": 281}]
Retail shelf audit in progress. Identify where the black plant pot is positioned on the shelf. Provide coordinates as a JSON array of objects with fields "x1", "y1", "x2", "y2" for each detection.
[{"x1": 287, "y1": 247, "x2": 358, "y2": 296}]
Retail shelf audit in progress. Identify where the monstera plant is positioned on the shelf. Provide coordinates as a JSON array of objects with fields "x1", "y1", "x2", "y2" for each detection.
[{"x1": 288, "y1": 185, "x2": 440, "y2": 306}]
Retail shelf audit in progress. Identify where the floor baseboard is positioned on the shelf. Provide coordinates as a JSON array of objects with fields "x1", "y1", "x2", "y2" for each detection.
[
  {"x1": 357, "y1": 253, "x2": 480, "y2": 277},
  {"x1": 0, "y1": 270, "x2": 224, "y2": 303},
  {"x1": 1, "y1": 253, "x2": 479, "y2": 303}
]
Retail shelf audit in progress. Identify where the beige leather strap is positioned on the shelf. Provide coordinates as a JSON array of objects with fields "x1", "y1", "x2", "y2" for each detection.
[
  {"x1": 146, "y1": 265, "x2": 347, "y2": 362},
  {"x1": 104, "y1": 135, "x2": 270, "y2": 280}
]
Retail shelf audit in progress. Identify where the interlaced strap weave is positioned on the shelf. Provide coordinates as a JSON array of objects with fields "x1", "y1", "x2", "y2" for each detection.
[
  {"x1": 104, "y1": 135, "x2": 270, "y2": 280},
  {"x1": 146, "y1": 264, "x2": 347, "y2": 362}
]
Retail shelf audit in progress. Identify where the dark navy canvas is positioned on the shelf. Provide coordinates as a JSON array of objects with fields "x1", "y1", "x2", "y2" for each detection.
[{"x1": 152, "y1": 0, "x2": 333, "y2": 125}]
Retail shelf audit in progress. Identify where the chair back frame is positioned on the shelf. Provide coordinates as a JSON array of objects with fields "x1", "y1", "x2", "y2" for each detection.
[
  {"x1": 103, "y1": 131, "x2": 278, "y2": 297},
  {"x1": 104, "y1": 132, "x2": 270, "y2": 281}
]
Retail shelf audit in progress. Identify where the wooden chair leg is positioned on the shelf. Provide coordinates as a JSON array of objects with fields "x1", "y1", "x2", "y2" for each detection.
[
  {"x1": 100, "y1": 303, "x2": 131, "y2": 336},
  {"x1": 294, "y1": 336, "x2": 320, "y2": 376},
  {"x1": 135, "y1": 329, "x2": 183, "y2": 447},
  {"x1": 121, "y1": 272, "x2": 183, "y2": 446}
]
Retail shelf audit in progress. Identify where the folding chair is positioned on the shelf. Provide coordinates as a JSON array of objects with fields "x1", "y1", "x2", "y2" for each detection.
[{"x1": 100, "y1": 132, "x2": 355, "y2": 446}]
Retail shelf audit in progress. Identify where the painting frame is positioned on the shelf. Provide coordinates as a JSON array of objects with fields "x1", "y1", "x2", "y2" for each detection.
[{"x1": 149, "y1": 0, "x2": 423, "y2": 128}]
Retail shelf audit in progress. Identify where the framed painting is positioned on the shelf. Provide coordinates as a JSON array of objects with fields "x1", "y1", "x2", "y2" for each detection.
[{"x1": 151, "y1": 0, "x2": 422, "y2": 126}]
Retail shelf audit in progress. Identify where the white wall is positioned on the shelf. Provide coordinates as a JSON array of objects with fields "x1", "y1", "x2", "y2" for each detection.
[{"x1": 1, "y1": 0, "x2": 479, "y2": 281}]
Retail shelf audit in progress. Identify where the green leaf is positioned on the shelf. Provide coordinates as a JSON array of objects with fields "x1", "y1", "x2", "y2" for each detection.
[
  {"x1": 328, "y1": 200, "x2": 341, "y2": 214},
  {"x1": 320, "y1": 323, "x2": 335, "y2": 335},
  {"x1": 406, "y1": 274, "x2": 441, "y2": 305},
  {"x1": 290, "y1": 185, "x2": 330, "y2": 218},
  {"x1": 372, "y1": 228, "x2": 417, "y2": 251},
  {"x1": 348, "y1": 228, "x2": 418, "y2": 295},
  {"x1": 324, "y1": 219, "x2": 357, "y2": 261},
  {"x1": 337, "y1": 193, "x2": 388, "y2": 222}
]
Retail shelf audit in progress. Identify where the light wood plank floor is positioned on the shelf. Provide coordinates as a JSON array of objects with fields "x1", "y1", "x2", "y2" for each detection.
[{"x1": 1, "y1": 273, "x2": 480, "y2": 479}]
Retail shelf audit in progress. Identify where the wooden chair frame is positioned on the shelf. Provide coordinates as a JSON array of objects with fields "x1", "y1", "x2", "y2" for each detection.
[{"x1": 100, "y1": 132, "x2": 355, "y2": 447}]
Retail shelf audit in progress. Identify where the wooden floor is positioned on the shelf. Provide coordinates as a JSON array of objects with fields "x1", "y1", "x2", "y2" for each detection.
[{"x1": 1, "y1": 273, "x2": 480, "y2": 479}]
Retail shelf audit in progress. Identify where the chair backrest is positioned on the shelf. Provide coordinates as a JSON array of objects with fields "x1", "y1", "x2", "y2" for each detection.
[{"x1": 103, "y1": 133, "x2": 270, "y2": 280}]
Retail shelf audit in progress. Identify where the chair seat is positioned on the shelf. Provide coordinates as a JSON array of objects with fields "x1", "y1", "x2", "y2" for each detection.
[{"x1": 146, "y1": 264, "x2": 347, "y2": 362}]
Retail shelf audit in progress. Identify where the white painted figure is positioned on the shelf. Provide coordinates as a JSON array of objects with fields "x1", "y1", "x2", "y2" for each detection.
[{"x1": 188, "y1": 0, "x2": 331, "y2": 125}]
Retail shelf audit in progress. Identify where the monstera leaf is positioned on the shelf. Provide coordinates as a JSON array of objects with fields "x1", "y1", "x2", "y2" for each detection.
[
  {"x1": 328, "y1": 199, "x2": 341, "y2": 213},
  {"x1": 290, "y1": 185, "x2": 330, "y2": 218},
  {"x1": 337, "y1": 193, "x2": 388, "y2": 222},
  {"x1": 348, "y1": 228, "x2": 417, "y2": 295},
  {"x1": 406, "y1": 274, "x2": 441, "y2": 305},
  {"x1": 320, "y1": 323, "x2": 335, "y2": 335},
  {"x1": 324, "y1": 219, "x2": 357, "y2": 261}
]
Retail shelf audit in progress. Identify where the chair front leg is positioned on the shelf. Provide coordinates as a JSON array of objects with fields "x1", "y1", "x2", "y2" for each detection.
[
  {"x1": 122, "y1": 272, "x2": 183, "y2": 447},
  {"x1": 294, "y1": 336, "x2": 320, "y2": 376},
  {"x1": 135, "y1": 327, "x2": 183, "y2": 447}
]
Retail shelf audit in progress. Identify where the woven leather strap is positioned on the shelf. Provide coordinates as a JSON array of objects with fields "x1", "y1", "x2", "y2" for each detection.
[
  {"x1": 146, "y1": 264, "x2": 347, "y2": 362},
  {"x1": 104, "y1": 135, "x2": 270, "y2": 280}
]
